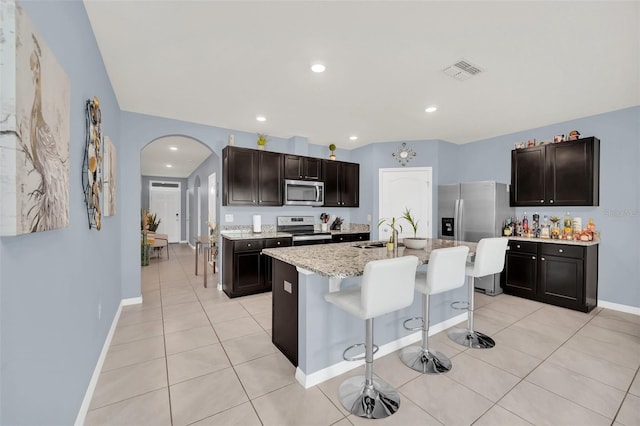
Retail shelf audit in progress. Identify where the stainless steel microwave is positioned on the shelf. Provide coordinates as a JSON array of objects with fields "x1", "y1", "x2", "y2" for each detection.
[{"x1": 284, "y1": 179, "x2": 324, "y2": 206}]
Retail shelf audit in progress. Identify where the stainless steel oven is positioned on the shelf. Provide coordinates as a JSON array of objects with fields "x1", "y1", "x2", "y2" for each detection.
[
  {"x1": 284, "y1": 179, "x2": 324, "y2": 206},
  {"x1": 277, "y1": 216, "x2": 332, "y2": 246}
]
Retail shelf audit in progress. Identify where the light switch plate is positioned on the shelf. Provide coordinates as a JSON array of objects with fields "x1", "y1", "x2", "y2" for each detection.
[{"x1": 225, "y1": 214, "x2": 234, "y2": 222}]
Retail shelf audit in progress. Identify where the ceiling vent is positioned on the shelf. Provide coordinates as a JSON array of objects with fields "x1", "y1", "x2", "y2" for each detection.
[{"x1": 443, "y1": 60, "x2": 483, "y2": 81}]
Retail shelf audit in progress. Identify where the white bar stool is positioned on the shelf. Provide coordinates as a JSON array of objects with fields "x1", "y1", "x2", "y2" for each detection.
[
  {"x1": 448, "y1": 237, "x2": 508, "y2": 349},
  {"x1": 400, "y1": 246, "x2": 469, "y2": 373},
  {"x1": 324, "y1": 255, "x2": 419, "y2": 419}
]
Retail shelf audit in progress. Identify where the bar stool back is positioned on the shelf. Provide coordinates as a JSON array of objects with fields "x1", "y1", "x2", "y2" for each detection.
[
  {"x1": 324, "y1": 255, "x2": 419, "y2": 419},
  {"x1": 400, "y1": 246, "x2": 469, "y2": 373},
  {"x1": 448, "y1": 237, "x2": 508, "y2": 349}
]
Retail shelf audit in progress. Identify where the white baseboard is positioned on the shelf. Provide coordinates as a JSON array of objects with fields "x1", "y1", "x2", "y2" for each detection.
[
  {"x1": 74, "y1": 297, "x2": 140, "y2": 425},
  {"x1": 598, "y1": 300, "x2": 640, "y2": 316},
  {"x1": 295, "y1": 312, "x2": 467, "y2": 388}
]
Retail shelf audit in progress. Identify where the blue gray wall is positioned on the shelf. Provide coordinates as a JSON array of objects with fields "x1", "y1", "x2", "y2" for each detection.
[
  {"x1": 187, "y1": 153, "x2": 218, "y2": 246},
  {"x1": 141, "y1": 175, "x2": 188, "y2": 240},
  {"x1": 0, "y1": 2, "x2": 122, "y2": 424}
]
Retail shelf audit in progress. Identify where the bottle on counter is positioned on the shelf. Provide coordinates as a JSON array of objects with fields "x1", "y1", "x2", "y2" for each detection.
[
  {"x1": 522, "y1": 212, "x2": 529, "y2": 236},
  {"x1": 564, "y1": 212, "x2": 572, "y2": 237},
  {"x1": 503, "y1": 218, "x2": 512, "y2": 236},
  {"x1": 533, "y1": 212, "x2": 540, "y2": 238},
  {"x1": 541, "y1": 215, "x2": 550, "y2": 238}
]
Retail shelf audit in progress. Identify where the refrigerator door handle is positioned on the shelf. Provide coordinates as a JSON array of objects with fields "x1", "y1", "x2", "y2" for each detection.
[
  {"x1": 454, "y1": 199, "x2": 460, "y2": 241},
  {"x1": 458, "y1": 198, "x2": 464, "y2": 241}
]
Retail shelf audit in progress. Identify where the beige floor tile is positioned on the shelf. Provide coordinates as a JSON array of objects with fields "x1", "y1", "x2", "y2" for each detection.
[
  {"x1": 205, "y1": 302, "x2": 250, "y2": 324},
  {"x1": 317, "y1": 367, "x2": 366, "y2": 417},
  {"x1": 161, "y1": 290, "x2": 199, "y2": 307},
  {"x1": 616, "y1": 393, "x2": 640, "y2": 426},
  {"x1": 429, "y1": 330, "x2": 468, "y2": 358},
  {"x1": 85, "y1": 388, "x2": 170, "y2": 426},
  {"x1": 162, "y1": 300, "x2": 205, "y2": 319},
  {"x1": 90, "y1": 358, "x2": 167, "y2": 409},
  {"x1": 527, "y1": 361, "x2": 626, "y2": 419},
  {"x1": 111, "y1": 320, "x2": 164, "y2": 346},
  {"x1": 118, "y1": 306, "x2": 162, "y2": 327},
  {"x1": 170, "y1": 367, "x2": 248, "y2": 426},
  {"x1": 167, "y1": 343, "x2": 231, "y2": 385},
  {"x1": 332, "y1": 418, "x2": 353, "y2": 426},
  {"x1": 399, "y1": 373, "x2": 493, "y2": 425},
  {"x1": 165, "y1": 325, "x2": 218, "y2": 355},
  {"x1": 141, "y1": 289, "x2": 162, "y2": 306},
  {"x1": 473, "y1": 292, "x2": 496, "y2": 308},
  {"x1": 235, "y1": 351, "x2": 296, "y2": 398},
  {"x1": 347, "y1": 390, "x2": 442, "y2": 425},
  {"x1": 547, "y1": 347, "x2": 636, "y2": 391},
  {"x1": 465, "y1": 341, "x2": 541, "y2": 379},
  {"x1": 513, "y1": 314, "x2": 577, "y2": 343},
  {"x1": 526, "y1": 304, "x2": 595, "y2": 332},
  {"x1": 483, "y1": 297, "x2": 542, "y2": 319},
  {"x1": 190, "y1": 402, "x2": 262, "y2": 426},
  {"x1": 589, "y1": 315, "x2": 640, "y2": 338},
  {"x1": 369, "y1": 350, "x2": 422, "y2": 389},
  {"x1": 252, "y1": 383, "x2": 343, "y2": 426},
  {"x1": 252, "y1": 310, "x2": 272, "y2": 330},
  {"x1": 214, "y1": 316, "x2": 263, "y2": 341},
  {"x1": 598, "y1": 309, "x2": 640, "y2": 326},
  {"x1": 102, "y1": 335, "x2": 165, "y2": 371},
  {"x1": 578, "y1": 323, "x2": 640, "y2": 350},
  {"x1": 473, "y1": 405, "x2": 532, "y2": 426},
  {"x1": 492, "y1": 324, "x2": 563, "y2": 359},
  {"x1": 163, "y1": 310, "x2": 210, "y2": 334},
  {"x1": 474, "y1": 305, "x2": 521, "y2": 325},
  {"x1": 446, "y1": 352, "x2": 519, "y2": 402},
  {"x1": 239, "y1": 297, "x2": 272, "y2": 315},
  {"x1": 564, "y1": 333, "x2": 640, "y2": 370},
  {"x1": 499, "y1": 381, "x2": 610, "y2": 426},
  {"x1": 630, "y1": 373, "x2": 640, "y2": 396},
  {"x1": 220, "y1": 331, "x2": 277, "y2": 365}
]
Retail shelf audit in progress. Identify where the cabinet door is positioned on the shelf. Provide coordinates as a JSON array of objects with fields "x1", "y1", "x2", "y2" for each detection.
[
  {"x1": 511, "y1": 147, "x2": 546, "y2": 206},
  {"x1": 331, "y1": 234, "x2": 352, "y2": 243},
  {"x1": 304, "y1": 157, "x2": 322, "y2": 180},
  {"x1": 341, "y1": 162, "x2": 360, "y2": 207},
  {"x1": 323, "y1": 160, "x2": 341, "y2": 207},
  {"x1": 233, "y1": 251, "x2": 263, "y2": 296},
  {"x1": 546, "y1": 138, "x2": 598, "y2": 206},
  {"x1": 284, "y1": 155, "x2": 303, "y2": 180},
  {"x1": 225, "y1": 148, "x2": 257, "y2": 205},
  {"x1": 258, "y1": 151, "x2": 283, "y2": 206},
  {"x1": 539, "y1": 254, "x2": 584, "y2": 310},
  {"x1": 503, "y1": 252, "x2": 538, "y2": 299}
]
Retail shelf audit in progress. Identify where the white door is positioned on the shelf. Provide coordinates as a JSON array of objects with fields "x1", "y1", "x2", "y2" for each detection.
[
  {"x1": 208, "y1": 173, "x2": 217, "y2": 232},
  {"x1": 379, "y1": 168, "x2": 432, "y2": 241},
  {"x1": 149, "y1": 181, "x2": 181, "y2": 243}
]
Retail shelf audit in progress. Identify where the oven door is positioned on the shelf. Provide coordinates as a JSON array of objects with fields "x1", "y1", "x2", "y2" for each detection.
[{"x1": 284, "y1": 180, "x2": 324, "y2": 206}]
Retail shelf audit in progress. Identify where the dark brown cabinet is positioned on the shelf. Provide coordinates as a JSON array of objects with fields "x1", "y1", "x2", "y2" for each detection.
[
  {"x1": 502, "y1": 240, "x2": 598, "y2": 312},
  {"x1": 323, "y1": 160, "x2": 359, "y2": 207},
  {"x1": 331, "y1": 232, "x2": 370, "y2": 243},
  {"x1": 510, "y1": 137, "x2": 600, "y2": 207},
  {"x1": 284, "y1": 155, "x2": 322, "y2": 181},
  {"x1": 223, "y1": 146, "x2": 283, "y2": 206},
  {"x1": 222, "y1": 237, "x2": 292, "y2": 298},
  {"x1": 271, "y1": 258, "x2": 298, "y2": 366}
]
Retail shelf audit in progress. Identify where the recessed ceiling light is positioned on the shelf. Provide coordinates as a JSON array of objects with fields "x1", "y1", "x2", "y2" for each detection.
[
  {"x1": 425, "y1": 106, "x2": 438, "y2": 113},
  {"x1": 349, "y1": 136, "x2": 358, "y2": 141},
  {"x1": 311, "y1": 63, "x2": 326, "y2": 73},
  {"x1": 166, "y1": 164, "x2": 173, "y2": 168},
  {"x1": 169, "y1": 146, "x2": 178, "y2": 151},
  {"x1": 256, "y1": 115, "x2": 267, "y2": 122}
]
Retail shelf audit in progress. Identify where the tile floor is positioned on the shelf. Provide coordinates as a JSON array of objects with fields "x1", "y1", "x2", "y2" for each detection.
[{"x1": 86, "y1": 243, "x2": 640, "y2": 425}]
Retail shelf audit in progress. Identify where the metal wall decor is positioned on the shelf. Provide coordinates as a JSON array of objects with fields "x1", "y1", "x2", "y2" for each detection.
[
  {"x1": 392, "y1": 142, "x2": 416, "y2": 166},
  {"x1": 82, "y1": 96, "x2": 103, "y2": 230}
]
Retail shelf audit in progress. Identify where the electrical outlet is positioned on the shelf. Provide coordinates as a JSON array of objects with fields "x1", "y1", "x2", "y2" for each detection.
[{"x1": 225, "y1": 214, "x2": 234, "y2": 222}]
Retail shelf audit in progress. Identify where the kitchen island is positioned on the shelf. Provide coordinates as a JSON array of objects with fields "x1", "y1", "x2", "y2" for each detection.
[{"x1": 262, "y1": 238, "x2": 477, "y2": 388}]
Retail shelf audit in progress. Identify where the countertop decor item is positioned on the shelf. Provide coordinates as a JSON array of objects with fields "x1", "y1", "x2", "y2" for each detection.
[
  {"x1": 329, "y1": 143, "x2": 337, "y2": 160},
  {"x1": 402, "y1": 207, "x2": 427, "y2": 249},
  {"x1": 392, "y1": 142, "x2": 416, "y2": 166},
  {"x1": 330, "y1": 216, "x2": 344, "y2": 230},
  {"x1": 257, "y1": 133, "x2": 269, "y2": 150}
]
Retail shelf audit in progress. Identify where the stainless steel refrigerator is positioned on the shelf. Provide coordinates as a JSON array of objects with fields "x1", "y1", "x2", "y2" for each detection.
[{"x1": 438, "y1": 181, "x2": 513, "y2": 295}]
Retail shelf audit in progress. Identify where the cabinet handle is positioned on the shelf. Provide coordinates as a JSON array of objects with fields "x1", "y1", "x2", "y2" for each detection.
[
  {"x1": 277, "y1": 242, "x2": 281, "y2": 245},
  {"x1": 540, "y1": 200, "x2": 544, "y2": 203},
  {"x1": 516, "y1": 244, "x2": 521, "y2": 248},
  {"x1": 532, "y1": 256, "x2": 536, "y2": 260},
  {"x1": 550, "y1": 200, "x2": 554, "y2": 204},
  {"x1": 541, "y1": 257, "x2": 545, "y2": 261},
  {"x1": 247, "y1": 243, "x2": 251, "y2": 247},
  {"x1": 558, "y1": 249, "x2": 563, "y2": 253}
]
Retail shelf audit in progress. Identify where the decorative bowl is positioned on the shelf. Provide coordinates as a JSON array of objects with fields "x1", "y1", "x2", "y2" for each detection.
[{"x1": 403, "y1": 238, "x2": 427, "y2": 250}]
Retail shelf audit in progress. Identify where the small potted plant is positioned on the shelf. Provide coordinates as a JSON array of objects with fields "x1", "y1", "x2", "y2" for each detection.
[
  {"x1": 329, "y1": 143, "x2": 337, "y2": 160},
  {"x1": 378, "y1": 216, "x2": 402, "y2": 250},
  {"x1": 402, "y1": 207, "x2": 427, "y2": 249},
  {"x1": 257, "y1": 133, "x2": 269, "y2": 150}
]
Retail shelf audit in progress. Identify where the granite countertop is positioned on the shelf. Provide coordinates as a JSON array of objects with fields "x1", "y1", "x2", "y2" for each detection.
[
  {"x1": 221, "y1": 231, "x2": 293, "y2": 240},
  {"x1": 508, "y1": 236, "x2": 600, "y2": 246},
  {"x1": 262, "y1": 239, "x2": 477, "y2": 279}
]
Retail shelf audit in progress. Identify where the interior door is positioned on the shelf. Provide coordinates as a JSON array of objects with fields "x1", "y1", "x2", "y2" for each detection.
[
  {"x1": 379, "y1": 168, "x2": 432, "y2": 241},
  {"x1": 149, "y1": 182, "x2": 181, "y2": 243}
]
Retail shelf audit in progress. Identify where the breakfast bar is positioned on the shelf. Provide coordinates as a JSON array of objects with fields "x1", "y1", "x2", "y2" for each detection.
[{"x1": 262, "y1": 238, "x2": 477, "y2": 388}]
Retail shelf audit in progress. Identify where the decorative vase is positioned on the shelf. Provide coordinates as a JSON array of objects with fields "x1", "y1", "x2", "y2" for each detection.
[
  {"x1": 386, "y1": 242, "x2": 394, "y2": 251},
  {"x1": 141, "y1": 244, "x2": 150, "y2": 266},
  {"x1": 403, "y1": 237, "x2": 427, "y2": 250},
  {"x1": 258, "y1": 144, "x2": 265, "y2": 150},
  {"x1": 329, "y1": 154, "x2": 336, "y2": 160}
]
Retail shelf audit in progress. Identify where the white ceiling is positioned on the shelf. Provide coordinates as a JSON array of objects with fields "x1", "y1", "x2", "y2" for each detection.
[
  {"x1": 85, "y1": 0, "x2": 639, "y2": 176},
  {"x1": 141, "y1": 136, "x2": 213, "y2": 178}
]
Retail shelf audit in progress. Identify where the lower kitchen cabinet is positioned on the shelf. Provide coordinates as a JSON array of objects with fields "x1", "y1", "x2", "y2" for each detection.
[
  {"x1": 331, "y1": 232, "x2": 370, "y2": 243},
  {"x1": 502, "y1": 239, "x2": 598, "y2": 312},
  {"x1": 271, "y1": 258, "x2": 298, "y2": 366},
  {"x1": 222, "y1": 237, "x2": 291, "y2": 298}
]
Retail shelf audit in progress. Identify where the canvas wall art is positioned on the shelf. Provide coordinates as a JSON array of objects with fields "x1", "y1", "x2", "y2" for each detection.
[
  {"x1": 103, "y1": 135, "x2": 116, "y2": 217},
  {"x1": 0, "y1": 0, "x2": 70, "y2": 236}
]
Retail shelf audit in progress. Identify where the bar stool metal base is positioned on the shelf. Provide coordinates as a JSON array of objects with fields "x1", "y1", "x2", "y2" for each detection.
[
  {"x1": 400, "y1": 346, "x2": 452, "y2": 374},
  {"x1": 338, "y1": 375, "x2": 400, "y2": 419},
  {"x1": 448, "y1": 328, "x2": 495, "y2": 349}
]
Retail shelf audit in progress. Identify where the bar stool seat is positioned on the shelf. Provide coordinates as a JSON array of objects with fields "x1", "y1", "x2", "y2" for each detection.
[
  {"x1": 325, "y1": 255, "x2": 419, "y2": 419},
  {"x1": 448, "y1": 237, "x2": 508, "y2": 349},
  {"x1": 400, "y1": 246, "x2": 469, "y2": 374}
]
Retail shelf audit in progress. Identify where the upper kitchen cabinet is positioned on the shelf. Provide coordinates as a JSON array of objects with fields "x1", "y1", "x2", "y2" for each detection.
[
  {"x1": 284, "y1": 155, "x2": 322, "y2": 181},
  {"x1": 323, "y1": 160, "x2": 359, "y2": 207},
  {"x1": 223, "y1": 146, "x2": 283, "y2": 206},
  {"x1": 510, "y1": 137, "x2": 600, "y2": 207}
]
